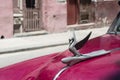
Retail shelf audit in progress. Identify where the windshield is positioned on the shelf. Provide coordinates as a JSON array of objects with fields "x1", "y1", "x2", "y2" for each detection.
[{"x1": 108, "y1": 12, "x2": 120, "y2": 34}]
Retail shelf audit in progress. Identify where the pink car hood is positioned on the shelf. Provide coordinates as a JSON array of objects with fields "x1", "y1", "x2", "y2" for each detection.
[{"x1": 0, "y1": 34, "x2": 120, "y2": 80}]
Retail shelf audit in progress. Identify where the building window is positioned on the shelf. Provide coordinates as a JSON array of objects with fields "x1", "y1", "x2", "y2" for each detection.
[
  {"x1": 80, "y1": 12, "x2": 89, "y2": 23},
  {"x1": 80, "y1": 0, "x2": 91, "y2": 5},
  {"x1": 79, "y1": 0, "x2": 93, "y2": 24},
  {"x1": 26, "y1": 0, "x2": 35, "y2": 8}
]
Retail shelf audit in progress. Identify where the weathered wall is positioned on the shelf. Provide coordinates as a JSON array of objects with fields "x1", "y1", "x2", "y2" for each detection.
[
  {"x1": 0, "y1": 0, "x2": 13, "y2": 38},
  {"x1": 42, "y1": 0, "x2": 67, "y2": 32},
  {"x1": 96, "y1": 1, "x2": 120, "y2": 26}
]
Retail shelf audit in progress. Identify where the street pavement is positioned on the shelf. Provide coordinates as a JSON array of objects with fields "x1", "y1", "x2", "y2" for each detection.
[{"x1": 0, "y1": 26, "x2": 109, "y2": 68}]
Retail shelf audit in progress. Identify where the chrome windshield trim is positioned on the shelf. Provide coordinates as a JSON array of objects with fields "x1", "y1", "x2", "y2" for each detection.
[
  {"x1": 107, "y1": 12, "x2": 120, "y2": 34},
  {"x1": 107, "y1": 31, "x2": 120, "y2": 34}
]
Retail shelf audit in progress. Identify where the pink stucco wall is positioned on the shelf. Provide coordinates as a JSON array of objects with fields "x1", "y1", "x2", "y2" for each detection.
[
  {"x1": 0, "y1": 0, "x2": 13, "y2": 38},
  {"x1": 42, "y1": 0, "x2": 67, "y2": 32},
  {"x1": 96, "y1": 1, "x2": 120, "y2": 24}
]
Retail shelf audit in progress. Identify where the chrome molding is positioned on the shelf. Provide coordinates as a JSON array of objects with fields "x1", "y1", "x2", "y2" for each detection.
[
  {"x1": 62, "y1": 47, "x2": 120, "y2": 66},
  {"x1": 53, "y1": 66, "x2": 69, "y2": 80}
]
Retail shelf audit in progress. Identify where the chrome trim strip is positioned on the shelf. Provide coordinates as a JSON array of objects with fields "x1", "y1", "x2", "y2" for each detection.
[
  {"x1": 53, "y1": 66, "x2": 69, "y2": 80},
  {"x1": 62, "y1": 47, "x2": 120, "y2": 66}
]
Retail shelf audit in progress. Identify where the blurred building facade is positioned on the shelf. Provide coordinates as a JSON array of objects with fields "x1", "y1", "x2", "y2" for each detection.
[
  {"x1": 0, "y1": 0, "x2": 13, "y2": 38},
  {"x1": 13, "y1": 0, "x2": 67, "y2": 34},
  {"x1": 67, "y1": 0, "x2": 120, "y2": 29},
  {"x1": 0, "y1": 0, "x2": 119, "y2": 38}
]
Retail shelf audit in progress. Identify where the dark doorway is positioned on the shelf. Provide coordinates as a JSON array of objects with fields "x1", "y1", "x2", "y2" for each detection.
[
  {"x1": 67, "y1": 0, "x2": 78, "y2": 25},
  {"x1": 23, "y1": 0, "x2": 43, "y2": 32}
]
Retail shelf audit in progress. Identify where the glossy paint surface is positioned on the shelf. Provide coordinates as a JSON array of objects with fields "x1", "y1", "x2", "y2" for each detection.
[
  {"x1": 0, "y1": 50, "x2": 71, "y2": 80},
  {"x1": 0, "y1": 34, "x2": 120, "y2": 80},
  {"x1": 58, "y1": 34, "x2": 120, "y2": 80}
]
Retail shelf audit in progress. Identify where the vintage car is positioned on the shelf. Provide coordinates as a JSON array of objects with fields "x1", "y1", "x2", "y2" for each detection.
[{"x1": 0, "y1": 4, "x2": 120, "y2": 80}]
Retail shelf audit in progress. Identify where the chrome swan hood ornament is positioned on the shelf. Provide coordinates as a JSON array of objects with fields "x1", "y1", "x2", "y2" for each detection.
[
  {"x1": 62, "y1": 31, "x2": 120, "y2": 66},
  {"x1": 69, "y1": 31, "x2": 92, "y2": 56}
]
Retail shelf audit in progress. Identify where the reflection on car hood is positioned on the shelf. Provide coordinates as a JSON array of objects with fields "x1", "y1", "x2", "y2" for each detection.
[
  {"x1": 0, "y1": 50, "x2": 71, "y2": 80},
  {"x1": 0, "y1": 34, "x2": 120, "y2": 80}
]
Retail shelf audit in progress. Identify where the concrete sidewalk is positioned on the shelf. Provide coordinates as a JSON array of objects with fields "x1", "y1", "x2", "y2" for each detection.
[
  {"x1": 0, "y1": 27, "x2": 109, "y2": 54},
  {"x1": 0, "y1": 27, "x2": 109, "y2": 68}
]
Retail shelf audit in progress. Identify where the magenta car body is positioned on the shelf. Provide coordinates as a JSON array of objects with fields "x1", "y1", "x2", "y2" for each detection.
[{"x1": 0, "y1": 6, "x2": 120, "y2": 80}]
